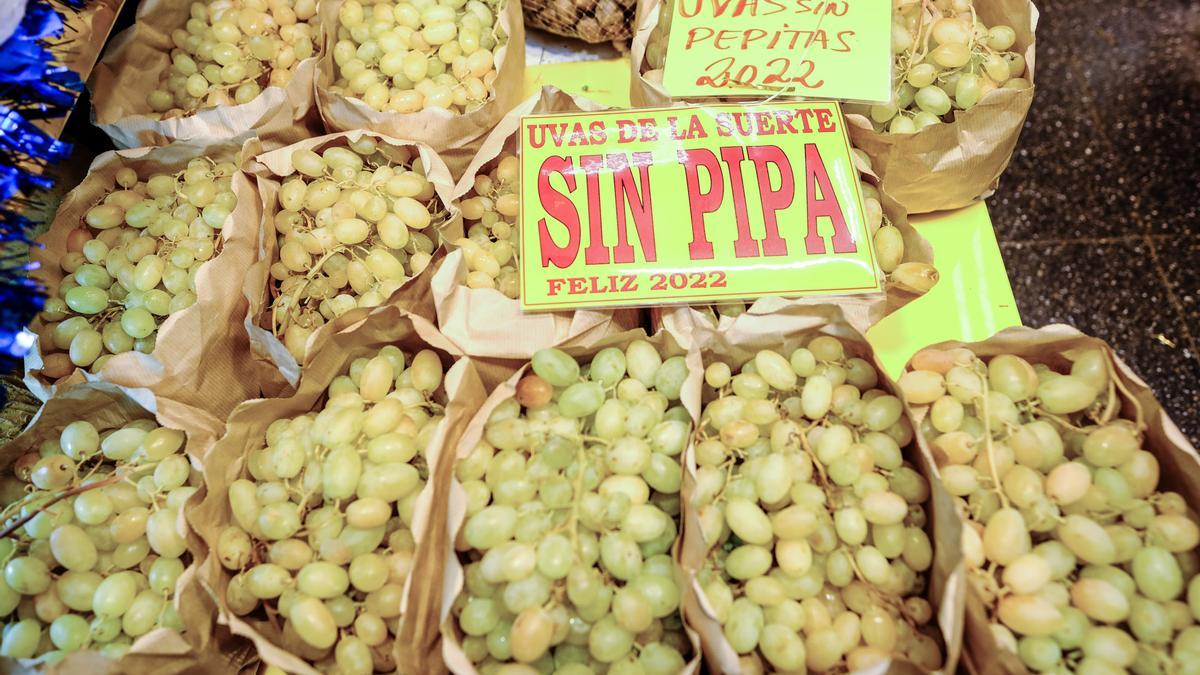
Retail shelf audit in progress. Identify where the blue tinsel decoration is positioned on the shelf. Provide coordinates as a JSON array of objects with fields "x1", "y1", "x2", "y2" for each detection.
[{"x1": 0, "y1": 0, "x2": 83, "y2": 382}]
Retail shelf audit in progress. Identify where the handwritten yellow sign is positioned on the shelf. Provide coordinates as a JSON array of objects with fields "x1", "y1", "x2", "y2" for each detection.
[
  {"x1": 519, "y1": 101, "x2": 882, "y2": 310},
  {"x1": 661, "y1": 0, "x2": 892, "y2": 102}
]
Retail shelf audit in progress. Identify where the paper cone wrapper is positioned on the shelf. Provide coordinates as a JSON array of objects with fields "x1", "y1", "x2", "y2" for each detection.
[
  {"x1": 0, "y1": 381, "x2": 241, "y2": 674},
  {"x1": 673, "y1": 302, "x2": 966, "y2": 674},
  {"x1": 90, "y1": 0, "x2": 320, "y2": 150},
  {"x1": 429, "y1": 326, "x2": 704, "y2": 674},
  {"x1": 25, "y1": 140, "x2": 264, "y2": 420},
  {"x1": 315, "y1": 0, "x2": 526, "y2": 180},
  {"x1": 845, "y1": 0, "x2": 1038, "y2": 214},
  {"x1": 905, "y1": 324, "x2": 1200, "y2": 675},
  {"x1": 243, "y1": 129, "x2": 462, "y2": 395},
  {"x1": 187, "y1": 307, "x2": 520, "y2": 675}
]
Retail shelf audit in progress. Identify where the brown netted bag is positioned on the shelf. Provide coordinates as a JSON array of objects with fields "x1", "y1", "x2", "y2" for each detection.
[{"x1": 525, "y1": 0, "x2": 636, "y2": 43}]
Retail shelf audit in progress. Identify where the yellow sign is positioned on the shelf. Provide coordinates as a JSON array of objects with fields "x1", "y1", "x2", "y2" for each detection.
[
  {"x1": 661, "y1": 0, "x2": 892, "y2": 102},
  {"x1": 519, "y1": 101, "x2": 882, "y2": 310}
]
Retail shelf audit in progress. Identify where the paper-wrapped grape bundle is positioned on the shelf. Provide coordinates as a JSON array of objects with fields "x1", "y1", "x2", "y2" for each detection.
[
  {"x1": 316, "y1": 0, "x2": 526, "y2": 176},
  {"x1": 672, "y1": 303, "x2": 965, "y2": 673},
  {"x1": 431, "y1": 88, "x2": 640, "y2": 359},
  {"x1": 91, "y1": 0, "x2": 323, "y2": 148},
  {"x1": 843, "y1": 0, "x2": 1038, "y2": 213},
  {"x1": 901, "y1": 327, "x2": 1200, "y2": 675},
  {"x1": 438, "y1": 334, "x2": 702, "y2": 673},
  {"x1": 26, "y1": 142, "x2": 262, "y2": 419},
  {"x1": 37, "y1": 161, "x2": 233, "y2": 374},
  {"x1": 0, "y1": 383, "x2": 223, "y2": 670},
  {"x1": 245, "y1": 131, "x2": 458, "y2": 386},
  {"x1": 192, "y1": 307, "x2": 487, "y2": 674}
]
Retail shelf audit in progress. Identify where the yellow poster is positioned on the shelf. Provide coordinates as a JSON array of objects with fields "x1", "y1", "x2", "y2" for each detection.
[
  {"x1": 661, "y1": 0, "x2": 892, "y2": 102},
  {"x1": 519, "y1": 101, "x2": 882, "y2": 310}
]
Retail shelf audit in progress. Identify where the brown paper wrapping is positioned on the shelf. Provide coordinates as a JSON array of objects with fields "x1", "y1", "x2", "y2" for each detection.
[
  {"x1": 89, "y1": 0, "x2": 320, "y2": 150},
  {"x1": 845, "y1": 0, "x2": 1039, "y2": 214},
  {"x1": 315, "y1": 0, "x2": 526, "y2": 180},
  {"x1": 904, "y1": 325, "x2": 1200, "y2": 675},
  {"x1": 243, "y1": 130, "x2": 462, "y2": 395},
  {"x1": 676, "y1": 302, "x2": 966, "y2": 674},
  {"x1": 432, "y1": 327, "x2": 704, "y2": 674},
  {"x1": 24, "y1": 141, "x2": 264, "y2": 421},
  {"x1": 434, "y1": 87, "x2": 643, "y2": 359},
  {"x1": 0, "y1": 381, "x2": 236, "y2": 675},
  {"x1": 187, "y1": 306, "x2": 518, "y2": 675}
]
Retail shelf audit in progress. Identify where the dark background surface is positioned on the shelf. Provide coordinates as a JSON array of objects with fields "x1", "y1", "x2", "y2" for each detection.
[
  {"x1": 54, "y1": 0, "x2": 1200, "y2": 442},
  {"x1": 988, "y1": 0, "x2": 1200, "y2": 443}
]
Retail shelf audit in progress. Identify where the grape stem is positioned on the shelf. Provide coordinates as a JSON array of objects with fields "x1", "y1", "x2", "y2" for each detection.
[
  {"x1": 1030, "y1": 408, "x2": 1087, "y2": 433},
  {"x1": 1106, "y1": 356, "x2": 1146, "y2": 432},
  {"x1": 0, "y1": 472, "x2": 122, "y2": 540},
  {"x1": 566, "y1": 446, "x2": 589, "y2": 560},
  {"x1": 974, "y1": 359, "x2": 1010, "y2": 510}
]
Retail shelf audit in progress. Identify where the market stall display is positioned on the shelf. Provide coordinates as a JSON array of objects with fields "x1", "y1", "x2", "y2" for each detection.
[{"x1": 12, "y1": 0, "x2": 1199, "y2": 672}]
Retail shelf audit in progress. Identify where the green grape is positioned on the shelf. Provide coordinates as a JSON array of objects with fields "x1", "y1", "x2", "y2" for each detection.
[
  {"x1": 91, "y1": 571, "x2": 139, "y2": 617},
  {"x1": 454, "y1": 345, "x2": 691, "y2": 671}
]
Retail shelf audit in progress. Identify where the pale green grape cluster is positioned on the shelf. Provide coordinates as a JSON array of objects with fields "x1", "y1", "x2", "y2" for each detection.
[
  {"x1": 147, "y1": 0, "x2": 321, "y2": 116},
  {"x1": 847, "y1": 0, "x2": 1029, "y2": 134},
  {"x1": 454, "y1": 152, "x2": 519, "y2": 298},
  {"x1": 218, "y1": 346, "x2": 446, "y2": 674},
  {"x1": 452, "y1": 343, "x2": 692, "y2": 673},
  {"x1": 269, "y1": 137, "x2": 449, "y2": 361},
  {"x1": 37, "y1": 159, "x2": 237, "y2": 380},
  {"x1": 903, "y1": 347, "x2": 1200, "y2": 675},
  {"x1": 693, "y1": 336, "x2": 943, "y2": 673},
  {"x1": 330, "y1": 0, "x2": 505, "y2": 113},
  {"x1": 0, "y1": 416, "x2": 193, "y2": 663}
]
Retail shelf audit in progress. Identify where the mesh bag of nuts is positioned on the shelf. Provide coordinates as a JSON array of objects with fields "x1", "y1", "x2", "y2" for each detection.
[{"x1": 524, "y1": 0, "x2": 635, "y2": 43}]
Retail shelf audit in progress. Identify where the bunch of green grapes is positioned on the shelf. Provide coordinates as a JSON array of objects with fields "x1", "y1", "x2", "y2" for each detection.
[
  {"x1": 0, "y1": 415, "x2": 193, "y2": 662},
  {"x1": 147, "y1": 0, "x2": 321, "y2": 116},
  {"x1": 217, "y1": 346, "x2": 446, "y2": 674},
  {"x1": 454, "y1": 152, "x2": 519, "y2": 298},
  {"x1": 850, "y1": 0, "x2": 1029, "y2": 134},
  {"x1": 451, "y1": 343, "x2": 692, "y2": 673},
  {"x1": 692, "y1": 336, "x2": 943, "y2": 673},
  {"x1": 902, "y1": 347, "x2": 1200, "y2": 674},
  {"x1": 330, "y1": 0, "x2": 505, "y2": 113},
  {"x1": 36, "y1": 158, "x2": 237, "y2": 380},
  {"x1": 268, "y1": 137, "x2": 449, "y2": 360}
]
